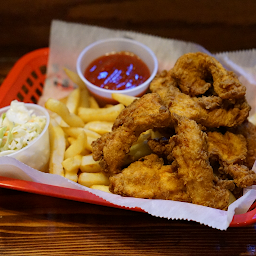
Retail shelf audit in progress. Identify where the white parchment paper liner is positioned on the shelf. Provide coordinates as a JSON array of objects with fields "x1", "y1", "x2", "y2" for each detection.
[
  {"x1": 3, "y1": 20, "x2": 256, "y2": 230},
  {"x1": 0, "y1": 156, "x2": 256, "y2": 230}
]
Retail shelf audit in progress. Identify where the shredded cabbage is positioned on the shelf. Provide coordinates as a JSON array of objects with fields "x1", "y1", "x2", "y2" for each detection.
[{"x1": 0, "y1": 100, "x2": 46, "y2": 156}]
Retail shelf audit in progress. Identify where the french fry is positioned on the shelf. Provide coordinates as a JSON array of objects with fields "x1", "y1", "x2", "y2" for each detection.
[
  {"x1": 62, "y1": 127, "x2": 84, "y2": 138},
  {"x1": 80, "y1": 154, "x2": 102, "y2": 173},
  {"x1": 104, "y1": 104, "x2": 114, "y2": 108},
  {"x1": 62, "y1": 127, "x2": 101, "y2": 139},
  {"x1": 228, "y1": 191, "x2": 236, "y2": 206},
  {"x1": 249, "y1": 113, "x2": 256, "y2": 126},
  {"x1": 64, "y1": 130, "x2": 87, "y2": 159},
  {"x1": 49, "y1": 112, "x2": 69, "y2": 128},
  {"x1": 81, "y1": 148, "x2": 91, "y2": 156},
  {"x1": 63, "y1": 67, "x2": 87, "y2": 90},
  {"x1": 150, "y1": 129, "x2": 163, "y2": 139},
  {"x1": 67, "y1": 136, "x2": 91, "y2": 155},
  {"x1": 67, "y1": 136, "x2": 76, "y2": 145},
  {"x1": 66, "y1": 88, "x2": 80, "y2": 114},
  {"x1": 79, "y1": 89, "x2": 90, "y2": 108},
  {"x1": 78, "y1": 103, "x2": 125, "y2": 123},
  {"x1": 137, "y1": 129, "x2": 152, "y2": 143},
  {"x1": 59, "y1": 96, "x2": 68, "y2": 104},
  {"x1": 79, "y1": 89, "x2": 91, "y2": 109},
  {"x1": 90, "y1": 185, "x2": 111, "y2": 193},
  {"x1": 112, "y1": 93, "x2": 138, "y2": 106},
  {"x1": 89, "y1": 96, "x2": 100, "y2": 109},
  {"x1": 84, "y1": 121, "x2": 113, "y2": 135},
  {"x1": 48, "y1": 118, "x2": 66, "y2": 176},
  {"x1": 78, "y1": 172, "x2": 110, "y2": 187},
  {"x1": 123, "y1": 140, "x2": 152, "y2": 166},
  {"x1": 63, "y1": 67, "x2": 90, "y2": 108},
  {"x1": 62, "y1": 127, "x2": 99, "y2": 152},
  {"x1": 62, "y1": 155, "x2": 82, "y2": 182},
  {"x1": 64, "y1": 136, "x2": 71, "y2": 149},
  {"x1": 45, "y1": 98, "x2": 84, "y2": 127},
  {"x1": 86, "y1": 136, "x2": 98, "y2": 151}
]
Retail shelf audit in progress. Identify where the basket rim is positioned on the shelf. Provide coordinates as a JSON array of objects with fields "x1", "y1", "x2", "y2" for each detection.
[
  {"x1": 0, "y1": 47, "x2": 256, "y2": 228},
  {"x1": 0, "y1": 48, "x2": 49, "y2": 105}
]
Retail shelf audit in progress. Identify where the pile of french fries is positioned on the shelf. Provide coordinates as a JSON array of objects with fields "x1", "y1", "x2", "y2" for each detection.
[{"x1": 45, "y1": 68, "x2": 137, "y2": 193}]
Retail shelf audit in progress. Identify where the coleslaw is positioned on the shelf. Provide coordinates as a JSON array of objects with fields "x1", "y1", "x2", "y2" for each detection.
[{"x1": 0, "y1": 100, "x2": 47, "y2": 156}]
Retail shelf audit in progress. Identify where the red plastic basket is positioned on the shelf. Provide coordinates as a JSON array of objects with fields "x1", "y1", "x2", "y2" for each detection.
[
  {"x1": 0, "y1": 48, "x2": 49, "y2": 108},
  {"x1": 0, "y1": 48, "x2": 256, "y2": 228}
]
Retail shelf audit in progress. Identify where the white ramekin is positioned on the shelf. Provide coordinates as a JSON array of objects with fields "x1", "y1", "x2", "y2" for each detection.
[
  {"x1": 0, "y1": 103, "x2": 50, "y2": 172},
  {"x1": 76, "y1": 38, "x2": 158, "y2": 105}
]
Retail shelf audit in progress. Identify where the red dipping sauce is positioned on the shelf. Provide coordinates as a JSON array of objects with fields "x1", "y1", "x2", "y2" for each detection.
[{"x1": 84, "y1": 51, "x2": 150, "y2": 90}]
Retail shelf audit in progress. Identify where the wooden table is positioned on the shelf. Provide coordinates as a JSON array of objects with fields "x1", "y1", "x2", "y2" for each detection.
[
  {"x1": 1, "y1": 1, "x2": 256, "y2": 255},
  {"x1": 0, "y1": 187, "x2": 255, "y2": 256}
]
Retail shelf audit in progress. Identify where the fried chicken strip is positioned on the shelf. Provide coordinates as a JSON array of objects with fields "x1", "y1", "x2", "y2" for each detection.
[
  {"x1": 150, "y1": 71, "x2": 250, "y2": 128},
  {"x1": 110, "y1": 154, "x2": 190, "y2": 202},
  {"x1": 207, "y1": 131, "x2": 247, "y2": 165},
  {"x1": 207, "y1": 130, "x2": 256, "y2": 188},
  {"x1": 147, "y1": 136, "x2": 176, "y2": 163},
  {"x1": 92, "y1": 93, "x2": 172, "y2": 176},
  {"x1": 172, "y1": 114, "x2": 230, "y2": 210},
  {"x1": 234, "y1": 121, "x2": 256, "y2": 169},
  {"x1": 223, "y1": 164, "x2": 256, "y2": 188},
  {"x1": 171, "y1": 52, "x2": 246, "y2": 99}
]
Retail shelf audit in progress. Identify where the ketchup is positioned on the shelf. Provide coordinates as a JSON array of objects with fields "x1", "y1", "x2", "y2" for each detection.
[{"x1": 84, "y1": 51, "x2": 150, "y2": 90}]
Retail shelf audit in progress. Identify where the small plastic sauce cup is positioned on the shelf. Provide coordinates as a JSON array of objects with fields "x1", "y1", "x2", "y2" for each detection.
[{"x1": 76, "y1": 38, "x2": 158, "y2": 106}]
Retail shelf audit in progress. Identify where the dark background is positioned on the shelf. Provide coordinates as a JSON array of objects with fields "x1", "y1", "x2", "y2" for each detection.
[
  {"x1": 2, "y1": 0, "x2": 256, "y2": 55},
  {"x1": 1, "y1": 0, "x2": 256, "y2": 82}
]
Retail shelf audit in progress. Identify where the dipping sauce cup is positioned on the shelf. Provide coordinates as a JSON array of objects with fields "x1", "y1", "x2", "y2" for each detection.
[{"x1": 76, "y1": 38, "x2": 158, "y2": 105}]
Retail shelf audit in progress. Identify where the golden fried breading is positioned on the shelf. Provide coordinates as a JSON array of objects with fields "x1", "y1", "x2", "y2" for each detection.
[
  {"x1": 150, "y1": 71, "x2": 250, "y2": 128},
  {"x1": 91, "y1": 52, "x2": 255, "y2": 211},
  {"x1": 213, "y1": 177, "x2": 236, "y2": 191},
  {"x1": 196, "y1": 96, "x2": 222, "y2": 110},
  {"x1": 166, "y1": 82, "x2": 249, "y2": 128},
  {"x1": 149, "y1": 70, "x2": 172, "y2": 99},
  {"x1": 224, "y1": 164, "x2": 256, "y2": 188},
  {"x1": 111, "y1": 92, "x2": 173, "y2": 131},
  {"x1": 207, "y1": 130, "x2": 256, "y2": 188},
  {"x1": 207, "y1": 131, "x2": 247, "y2": 165},
  {"x1": 171, "y1": 52, "x2": 246, "y2": 99},
  {"x1": 110, "y1": 154, "x2": 190, "y2": 202},
  {"x1": 234, "y1": 121, "x2": 256, "y2": 169},
  {"x1": 172, "y1": 114, "x2": 230, "y2": 210},
  {"x1": 92, "y1": 93, "x2": 172, "y2": 176},
  {"x1": 147, "y1": 137, "x2": 176, "y2": 163}
]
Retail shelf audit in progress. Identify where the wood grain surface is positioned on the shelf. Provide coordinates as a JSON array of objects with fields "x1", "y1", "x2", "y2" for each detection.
[
  {"x1": 1, "y1": 0, "x2": 256, "y2": 57},
  {"x1": 2, "y1": 0, "x2": 256, "y2": 85},
  {"x1": 1, "y1": 1, "x2": 256, "y2": 255},
  {"x1": 0, "y1": 187, "x2": 256, "y2": 256}
]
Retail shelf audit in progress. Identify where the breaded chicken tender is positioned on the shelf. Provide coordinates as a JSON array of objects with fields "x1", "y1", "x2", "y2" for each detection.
[
  {"x1": 91, "y1": 52, "x2": 256, "y2": 211},
  {"x1": 207, "y1": 129, "x2": 256, "y2": 188},
  {"x1": 110, "y1": 154, "x2": 190, "y2": 202},
  {"x1": 92, "y1": 93, "x2": 172, "y2": 176},
  {"x1": 150, "y1": 70, "x2": 250, "y2": 128},
  {"x1": 234, "y1": 121, "x2": 256, "y2": 169},
  {"x1": 224, "y1": 164, "x2": 256, "y2": 188},
  {"x1": 148, "y1": 136, "x2": 176, "y2": 163},
  {"x1": 207, "y1": 131, "x2": 247, "y2": 165},
  {"x1": 170, "y1": 52, "x2": 246, "y2": 99},
  {"x1": 172, "y1": 114, "x2": 230, "y2": 210}
]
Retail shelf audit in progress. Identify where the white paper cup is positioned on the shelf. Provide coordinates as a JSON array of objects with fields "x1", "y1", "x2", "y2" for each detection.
[
  {"x1": 0, "y1": 103, "x2": 50, "y2": 172},
  {"x1": 76, "y1": 38, "x2": 158, "y2": 105}
]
